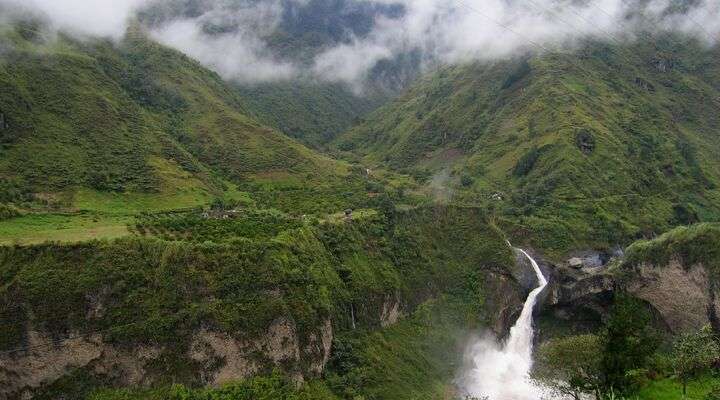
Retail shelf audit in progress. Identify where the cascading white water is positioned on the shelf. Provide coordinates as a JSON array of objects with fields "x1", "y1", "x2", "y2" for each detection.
[{"x1": 458, "y1": 247, "x2": 549, "y2": 400}]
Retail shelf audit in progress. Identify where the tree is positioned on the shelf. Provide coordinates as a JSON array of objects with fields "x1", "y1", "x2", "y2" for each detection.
[
  {"x1": 601, "y1": 295, "x2": 660, "y2": 392},
  {"x1": 460, "y1": 174, "x2": 474, "y2": 187},
  {"x1": 533, "y1": 334, "x2": 604, "y2": 400},
  {"x1": 672, "y1": 325, "x2": 720, "y2": 399},
  {"x1": 377, "y1": 193, "x2": 396, "y2": 230}
]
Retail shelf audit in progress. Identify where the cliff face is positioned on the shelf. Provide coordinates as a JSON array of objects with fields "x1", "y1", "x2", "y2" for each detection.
[
  {"x1": 624, "y1": 260, "x2": 720, "y2": 334},
  {"x1": 541, "y1": 261, "x2": 718, "y2": 338},
  {"x1": 537, "y1": 224, "x2": 720, "y2": 339},
  {"x1": 1, "y1": 319, "x2": 333, "y2": 398}
]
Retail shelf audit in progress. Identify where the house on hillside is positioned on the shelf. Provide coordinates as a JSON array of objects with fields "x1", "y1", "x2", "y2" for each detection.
[{"x1": 202, "y1": 209, "x2": 240, "y2": 219}]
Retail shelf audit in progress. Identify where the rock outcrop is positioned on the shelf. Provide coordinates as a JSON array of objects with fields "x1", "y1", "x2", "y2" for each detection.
[
  {"x1": 0, "y1": 330, "x2": 161, "y2": 399},
  {"x1": 624, "y1": 259, "x2": 720, "y2": 334},
  {"x1": 0, "y1": 318, "x2": 334, "y2": 399},
  {"x1": 538, "y1": 245, "x2": 720, "y2": 338}
]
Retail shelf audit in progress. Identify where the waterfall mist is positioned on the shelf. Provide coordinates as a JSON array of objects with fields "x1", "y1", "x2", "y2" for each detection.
[{"x1": 457, "y1": 248, "x2": 551, "y2": 400}]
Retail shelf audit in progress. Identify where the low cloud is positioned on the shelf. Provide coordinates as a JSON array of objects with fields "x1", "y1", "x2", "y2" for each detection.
[
  {"x1": 0, "y1": 0, "x2": 718, "y2": 87},
  {"x1": 308, "y1": 0, "x2": 720, "y2": 87},
  {"x1": 152, "y1": 19, "x2": 297, "y2": 83},
  {"x1": 0, "y1": 0, "x2": 146, "y2": 39}
]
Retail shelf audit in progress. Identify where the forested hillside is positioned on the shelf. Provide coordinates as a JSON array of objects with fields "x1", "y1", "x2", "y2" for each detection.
[
  {"x1": 0, "y1": 206, "x2": 520, "y2": 400},
  {"x1": 0, "y1": 21, "x2": 400, "y2": 234},
  {"x1": 234, "y1": 81, "x2": 382, "y2": 148},
  {"x1": 337, "y1": 35, "x2": 720, "y2": 255},
  {"x1": 134, "y1": 0, "x2": 414, "y2": 146}
]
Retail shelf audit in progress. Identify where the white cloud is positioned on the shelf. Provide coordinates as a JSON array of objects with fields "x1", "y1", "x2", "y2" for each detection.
[
  {"x1": 309, "y1": 0, "x2": 719, "y2": 86},
  {"x1": 151, "y1": 19, "x2": 298, "y2": 83},
  {"x1": 0, "y1": 0, "x2": 146, "y2": 38},
  {"x1": 1, "y1": 0, "x2": 718, "y2": 86}
]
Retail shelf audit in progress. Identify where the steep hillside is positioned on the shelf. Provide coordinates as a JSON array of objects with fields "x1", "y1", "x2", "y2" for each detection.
[
  {"x1": 0, "y1": 22, "x2": 385, "y2": 224},
  {"x1": 0, "y1": 206, "x2": 521, "y2": 400},
  {"x1": 337, "y1": 35, "x2": 720, "y2": 255},
  {"x1": 135, "y1": 0, "x2": 414, "y2": 146},
  {"x1": 234, "y1": 81, "x2": 382, "y2": 148}
]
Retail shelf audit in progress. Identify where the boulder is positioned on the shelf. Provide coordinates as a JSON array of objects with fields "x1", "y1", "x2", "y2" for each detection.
[{"x1": 568, "y1": 257, "x2": 583, "y2": 268}]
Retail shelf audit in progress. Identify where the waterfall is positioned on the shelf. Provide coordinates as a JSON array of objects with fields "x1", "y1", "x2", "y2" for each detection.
[{"x1": 458, "y1": 247, "x2": 549, "y2": 400}]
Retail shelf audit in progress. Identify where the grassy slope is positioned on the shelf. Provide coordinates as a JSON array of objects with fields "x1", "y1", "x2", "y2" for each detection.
[
  {"x1": 623, "y1": 222, "x2": 720, "y2": 271},
  {"x1": 637, "y1": 375, "x2": 719, "y2": 400},
  {"x1": 0, "y1": 24, "x2": 398, "y2": 243},
  {"x1": 337, "y1": 35, "x2": 720, "y2": 256},
  {"x1": 0, "y1": 24, "x2": 363, "y2": 203}
]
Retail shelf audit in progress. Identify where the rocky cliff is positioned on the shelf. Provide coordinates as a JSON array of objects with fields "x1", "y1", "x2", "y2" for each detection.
[{"x1": 536, "y1": 223, "x2": 720, "y2": 339}]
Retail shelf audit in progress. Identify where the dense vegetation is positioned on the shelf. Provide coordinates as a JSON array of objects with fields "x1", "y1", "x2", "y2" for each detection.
[
  {"x1": 623, "y1": 222, "x2": 720, "y2": 272},
  {"x1": 234, "y1": 81, "x2": 382, "y2": 149},
  {"x1": 0, "y1": 23, "x2": 386, "y2": 217},
  {"x1": 536, "y1": 307, "x2": 720, "y2": 400},
  {"x1": 0, "y1": 206, "x2": 515, "y2": 399},
  {"x1": 534, "y1": 296, "x2": 663, "y2": 399},
  {"x1": 0, "y1": 22, "x2": 416, "y2": 249},
  {"x1": 337, "y1": 36, "x2": 720, "y2": 257}
]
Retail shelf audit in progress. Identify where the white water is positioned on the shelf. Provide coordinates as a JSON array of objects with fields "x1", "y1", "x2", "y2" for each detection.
[{"x1": 459, "y1": 247, "x2": 549, "y2": 400}]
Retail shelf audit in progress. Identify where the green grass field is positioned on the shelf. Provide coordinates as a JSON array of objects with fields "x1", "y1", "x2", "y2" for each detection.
[
  {"x1": 637, "y1": 376, "x2": 719, "y2": 400},
  {"x1": 0, "y1": 213, "x2": 130, "y2": 245}
]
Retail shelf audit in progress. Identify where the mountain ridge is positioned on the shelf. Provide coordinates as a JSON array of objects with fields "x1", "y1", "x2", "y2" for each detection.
[{"x1": 335, "y1": 35, "x2": 720, "y2": 254}]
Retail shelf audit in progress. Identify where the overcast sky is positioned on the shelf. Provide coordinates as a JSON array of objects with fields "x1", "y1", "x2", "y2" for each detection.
[{"x1": 1, "y1": 0, "x2": 718, "y2": 87}]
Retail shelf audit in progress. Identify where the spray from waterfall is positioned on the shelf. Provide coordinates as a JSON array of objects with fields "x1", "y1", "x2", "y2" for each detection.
[{"x1": 458, "y1": 245, "x2": 549, "y2": 400}]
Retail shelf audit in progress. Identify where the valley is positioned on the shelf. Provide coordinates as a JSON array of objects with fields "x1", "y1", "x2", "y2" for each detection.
[{"x1": 1, "y1": 1, "x2": 720, "y2": 399}]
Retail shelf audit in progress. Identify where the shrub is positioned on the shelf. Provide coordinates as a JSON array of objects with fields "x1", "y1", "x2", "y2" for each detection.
[{"x1": 513, "y1": 146, "x2": 540, "y2": 177}]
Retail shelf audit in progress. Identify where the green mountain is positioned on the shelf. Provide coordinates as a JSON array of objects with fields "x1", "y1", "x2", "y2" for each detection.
[
  {"x1": 2, "y1": 5, "x2": 720, "y2": 400},
  {"x1": 337, "y1": 35, "x2": 720, "y2": 255},
  {"x1": 0, "y1": 23, "x2": 382, "y2": 219},
  {"x1": 234, "y1": 81, "x2": 382, "y2": 148},
  {"x1": 134, "y1": 0, "x2": 414, "y2": 147}
]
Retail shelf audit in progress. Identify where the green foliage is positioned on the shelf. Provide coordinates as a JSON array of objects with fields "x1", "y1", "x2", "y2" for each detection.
[
  {"x1": 707, "y1": 385, "x2": 720, "y2": 400},
  {"x1": 512, "y1": 146, "x2": 541, "y2": 177},
  {"x1": 601, "y1": 295, "x2": 661, "y2": 393},
  {"x1": 134, "y1": 208, "x2": 303, "y2": 242},
  {"x1": 534, "y1": 334, "x2": 604, "y2": 400},
  {"x1": 325, "y1": 298, "x2": 470, "y2": 400},
  {"x1": 460, "y1": 174, "x2": 474, "y2": 187},
  {"x1": 0, "y1": 202, "x2": 20, "y2": 220},
  {"x1": 0, "y1": 206, "x2": 514, "y2": 399},
  {"x1": 501, "y1": 58, "x2": 532, "y2": 90},
  {"x1": 0, "y1": 26, "x2": 379, "y2": 218},
  {"x1": 88, "y1": 372, "x2": 339, "y2": 400},
  {"x1": 635, "y1": 375, "x2": 720, "y2": 400},
  {"x1": 623, "y1": 223, "x2": 720, "y2": 273},
  {"x1": 338, "y1": 36, "x2": 720, "y2": 255},
  {"x1": 575, "y1": 129, "x2": 596, "y2": 155},
  {"x1": 673, "y1": 325, "x2": 720, "y2": 397},
  {"x1": 235, "y1": 81, "x2": 382, "y2": 148},
  {"x1": 0, "y1": 231, "x2": 344, "y2": 350}
]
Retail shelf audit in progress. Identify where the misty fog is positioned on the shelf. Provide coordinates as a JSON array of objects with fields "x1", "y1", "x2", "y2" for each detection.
[{"x1": 0, "y1": 0, "x2": 718, "y2": 87}]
